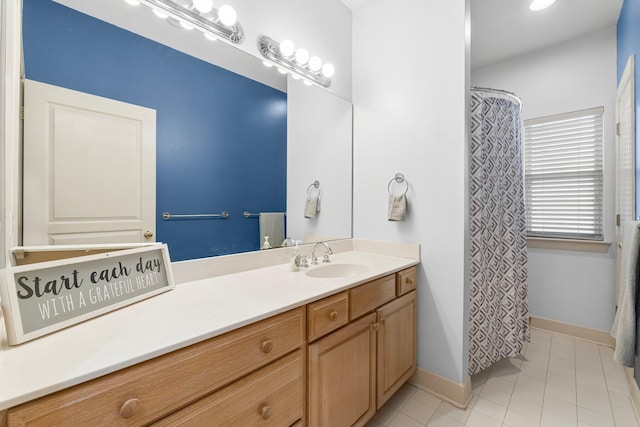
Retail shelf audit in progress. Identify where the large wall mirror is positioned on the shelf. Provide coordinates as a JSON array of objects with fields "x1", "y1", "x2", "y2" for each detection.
[{"x1": 21, "y1": 0, "x2": 353, "y2": 262}]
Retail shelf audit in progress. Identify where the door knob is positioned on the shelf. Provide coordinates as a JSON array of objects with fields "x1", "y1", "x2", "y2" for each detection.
[{"x1": 144, "y1": 230, "x2": 154, "y2": 238}]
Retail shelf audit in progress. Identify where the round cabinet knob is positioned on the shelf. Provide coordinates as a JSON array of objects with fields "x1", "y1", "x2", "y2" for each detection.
[
  {"x1": 120, "y1": 398, "x2": 141, "y2": 419},
  {"x1": 329, "y1": 311, "x2": 338, "y2": 321},
  {"x1": 261, "y1": 340, "x2": 273, "y2": 354},
  {"x1": 405, "y1": 277, "x2": 413, "y2": 284},
  {"x1": 143, "y1": 230, "x2": 154, "y2": 238},
  {"x1": 260, "y1": 404, "x2": 273, "y2": 420}
]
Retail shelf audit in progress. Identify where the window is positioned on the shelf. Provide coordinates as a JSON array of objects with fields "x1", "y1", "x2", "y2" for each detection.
[{"x1": 524, "y1": 107, "x2": 604, "y2": 241}]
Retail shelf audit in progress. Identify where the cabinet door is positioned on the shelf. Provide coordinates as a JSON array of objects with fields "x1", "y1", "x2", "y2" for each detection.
[
  {"x1": 377, "y1": 291, "x2": 416, "y2": 408},
  {"x1": 308, "y1": 313, "x2": 377, "y2": 427}
]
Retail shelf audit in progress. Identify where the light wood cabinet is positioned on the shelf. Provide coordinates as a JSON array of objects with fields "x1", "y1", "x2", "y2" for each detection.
[
  {"x1": 307, "y1": 267, "x2": 417, "y2": 427},
  {"x1": 396, "y1": 266, "x2": 417, "y2": 296},
  {"x1": 153, "y1": 350, "x2": 305, "y2": 427},
  {"x1": 377, "y1": 291, "x2": 417, "y2": 407},
  {"x1": 307, "y1": 291, "x2": 349, "y2": 341},
  {"x1": 308, "y1": 313, "x2": 377, "y2": 427},
  {"x1": 349, "y1": 275, "x2": 396, "y2": 320},
  {"x1": 7, "y1": 308, "x2": 305, "y2": 426}
]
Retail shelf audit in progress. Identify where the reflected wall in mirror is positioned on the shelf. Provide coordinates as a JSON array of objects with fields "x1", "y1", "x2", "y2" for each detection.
[{"x1": 21, "y1": 0, "x2": 353, "y2": 262}]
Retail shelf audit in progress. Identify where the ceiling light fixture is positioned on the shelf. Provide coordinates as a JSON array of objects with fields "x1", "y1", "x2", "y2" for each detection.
[
  {"x1": 192, "y1": 0, "x2": 213, "y2": 13},
  {"x1": 529, "y1": 0, "x2": 556, "y2": 11},
  {"x1": 217, "y1": 4, "x2": 237, "y2": 26},
  {"x1": 127, "y1": 0, "x2": 244, "y2": 43},
  {"x1": 258, "y1": 35, "x2": 334, "y2": 88}
]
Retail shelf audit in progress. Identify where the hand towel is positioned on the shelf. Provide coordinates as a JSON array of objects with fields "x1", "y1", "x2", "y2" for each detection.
[
  {"x1": 259, "y1": 213, "x2": 285, "y2": 249},
  {"x1": 388, "y1": 194, "x2": 407, "y2": 221},
  {"x1": 611, "y1": 220, "x2": 640, "y2": 367},
  {"x1": 304, "y1": 196, "x2": 321, "y2": 218}
]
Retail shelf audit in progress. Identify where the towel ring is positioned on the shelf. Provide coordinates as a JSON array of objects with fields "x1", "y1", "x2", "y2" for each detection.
[
  {"x1": 387, "y1": 173, "x2": 409, "y2": 196},
  {"x1": 307, "y1": 180, "x2": 321, "y2": 197}
]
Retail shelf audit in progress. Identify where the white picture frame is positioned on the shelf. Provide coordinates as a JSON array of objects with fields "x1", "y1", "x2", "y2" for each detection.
[{"x1": 0, "y1": 243, "x2": 174, "y2": 345}]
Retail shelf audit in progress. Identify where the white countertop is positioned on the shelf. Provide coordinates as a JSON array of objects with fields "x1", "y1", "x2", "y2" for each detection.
[{"x1": 0, "y1": 247, "x2": 418, "y2": 411}]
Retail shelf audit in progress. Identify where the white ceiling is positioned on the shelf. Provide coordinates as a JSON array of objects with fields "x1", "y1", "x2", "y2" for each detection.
[
  {"x1": 471, "y1": 0, "x2": 623, "y2": 69},
  {"x1": 341, "y1": 0, "x2": 623, "y2": 70},
  {"x1": 61, "y1": 0, "x2": 624, "y2": 80}
]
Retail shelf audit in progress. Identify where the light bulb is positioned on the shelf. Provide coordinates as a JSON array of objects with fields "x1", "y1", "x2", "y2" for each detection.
[
  {"x1": 294, "y1": 49, "x2": 309, "y2": 65},
  {"x1": 529, "y1": 0, "x2": 555, "y2": 11},
  {"x1": 204, "y1": 32, "x2": 217, "y2": 41},
  {"x1": 321, "y1": 63, "x2": 335, "y2": 78},
  {"x1": 262, "y1": 60, "x2": 273, "y2": 68},
  {"x1": 193, "y1": 0, "x2": 213, "y2": 13},
  {"x1": 218, "y1": 5, "x2": 237, "y2": 26},
  {"x1": 279, "y1": 40, "x2": 295, "y2": 57},
  {"x1": 152, "y1": 8, "x2": 169, "y2": 19},
  {"x1": 308, "y1": 56, "x2": 322, "y2": 72},
  {"x1": 124, "y1": 0, "x2": 140, "y2": 5},
  {"x1": 180, "y1": 21, "x2": 194, "y2": 30}
]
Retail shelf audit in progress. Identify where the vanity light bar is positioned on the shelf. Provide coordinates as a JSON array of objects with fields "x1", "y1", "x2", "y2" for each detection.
[
  {"x1": 136, "y1": 0, "x2": 244, "y2": 43},
  {"x1": 257, "y1": 35, "x2": 332, "y2": 88}
]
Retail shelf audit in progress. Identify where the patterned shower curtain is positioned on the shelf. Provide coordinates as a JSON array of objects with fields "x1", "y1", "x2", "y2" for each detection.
[{"x1": 468, "y1": 89, "x2": 529, "y2": 375}]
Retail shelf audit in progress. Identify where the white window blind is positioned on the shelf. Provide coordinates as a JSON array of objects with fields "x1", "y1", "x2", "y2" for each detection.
[{"x1": 524, "y1": 107, "x2": 604, "y2": 240}]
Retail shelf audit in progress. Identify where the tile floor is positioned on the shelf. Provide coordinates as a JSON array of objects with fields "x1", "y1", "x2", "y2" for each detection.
[{"x1": 365, "y1": 328, "x2": 639, "y2": 427}]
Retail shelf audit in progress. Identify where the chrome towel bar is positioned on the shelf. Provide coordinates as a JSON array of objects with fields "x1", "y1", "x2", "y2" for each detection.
[
  {"x1": 244, "y1": 211, "x2": 286, "y2": 218},
  {"x1": 162, "y1": 211, "x2": 229, "y2": 220}
]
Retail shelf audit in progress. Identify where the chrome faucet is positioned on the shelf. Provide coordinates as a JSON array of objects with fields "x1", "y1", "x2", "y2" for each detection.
[
  {"x1": 281, "y1": 237, "x2": 295, "y2": 247},
  {"x1": 311, "y1": 241, "x2": 333, "y2": 264}
]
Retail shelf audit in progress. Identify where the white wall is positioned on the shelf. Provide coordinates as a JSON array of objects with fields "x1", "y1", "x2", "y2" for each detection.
[
  {"x1": 472, "y1": 26, "x2": 618, "y2": 332},
  {"x1": 1, "y1": 0, "x2": 22, "y2": 267},
  {"x1": 234, "y1": 0, "x2": 352, "y2": 100},
  {"x1": 287, "y1": 77, "x2": 353, "y2": 243},
  {"x1": 353, "y1": 0, "x2": 470, "y2": 383}
]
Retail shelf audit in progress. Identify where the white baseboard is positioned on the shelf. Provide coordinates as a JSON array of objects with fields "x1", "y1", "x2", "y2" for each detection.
[
  {"x1": 409, "y1": 368, "x2": 472, "y2": 409},
  {"x1": 529, "y1": 316, "x2": 615, "y2": 347}
]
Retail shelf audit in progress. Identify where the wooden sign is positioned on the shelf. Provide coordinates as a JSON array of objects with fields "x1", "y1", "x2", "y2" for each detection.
[{"x1": 0, "y1": 244, "x2": 174, "y2": 345}]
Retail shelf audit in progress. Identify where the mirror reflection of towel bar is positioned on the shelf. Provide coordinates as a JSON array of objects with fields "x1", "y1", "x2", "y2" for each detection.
[
  {"x1": 162, "y1": 211, "x2": 229, "y2": 220},
  {"x1": 244, "y1": 211, "x2": 286, "y2": 218}
]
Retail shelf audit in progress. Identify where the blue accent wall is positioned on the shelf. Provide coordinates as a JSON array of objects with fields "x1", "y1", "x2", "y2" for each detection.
[
  {"x1": 23, "y1": 0, "x2": 287, "y2": 261},
  {"x1": 617, "y1": 0, "x2": 640, "y2": 215}
]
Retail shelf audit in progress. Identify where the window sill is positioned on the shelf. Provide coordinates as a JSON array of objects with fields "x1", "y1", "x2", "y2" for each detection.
[{"x1": 527, "y1": 237, "x2": 610, "y2": 253}]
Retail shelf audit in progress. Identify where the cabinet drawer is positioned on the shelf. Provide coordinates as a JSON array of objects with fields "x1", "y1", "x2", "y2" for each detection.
[
  {"x1": 307, "y1": 291, "x2": 348, "y2": 342},
  {"x1": 7, "y1": 308, "x2": 305, "y2": 426},
  {"x1": 154, "y1": 350, "x2": 304, "y2": 427},
  {"x1": 349, "y1": 275, "x2": 396, "y2": 320},
  {"x1": 396, "y1": 267, "x2": 417, "y2": 296}
]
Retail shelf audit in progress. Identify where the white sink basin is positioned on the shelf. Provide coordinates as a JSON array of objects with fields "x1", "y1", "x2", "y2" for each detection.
[{"x1": 305, "y1": 263, "x2": 370, "y2": 279}]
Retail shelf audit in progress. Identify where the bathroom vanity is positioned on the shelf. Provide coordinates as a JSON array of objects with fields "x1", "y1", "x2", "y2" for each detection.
[{"x1": 0, "y1": 241, "x2": 418, "y2": 426}]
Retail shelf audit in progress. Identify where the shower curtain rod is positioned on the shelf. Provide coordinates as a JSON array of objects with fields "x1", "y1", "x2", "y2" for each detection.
[{"x1": 471, "y1": 86, "x2": 522, "y2": 110}]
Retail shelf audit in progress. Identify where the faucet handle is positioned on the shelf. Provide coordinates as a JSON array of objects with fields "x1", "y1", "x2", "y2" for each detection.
[
  {"x1": 323, "y1": 254, "x2": 331, "y2": 263},
  {"x1": 300, "y1": 256, "x2": 309, "y2": 268},
  {"x1": 311, "y1": 256, "x2": 319, "y2": 265}
]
